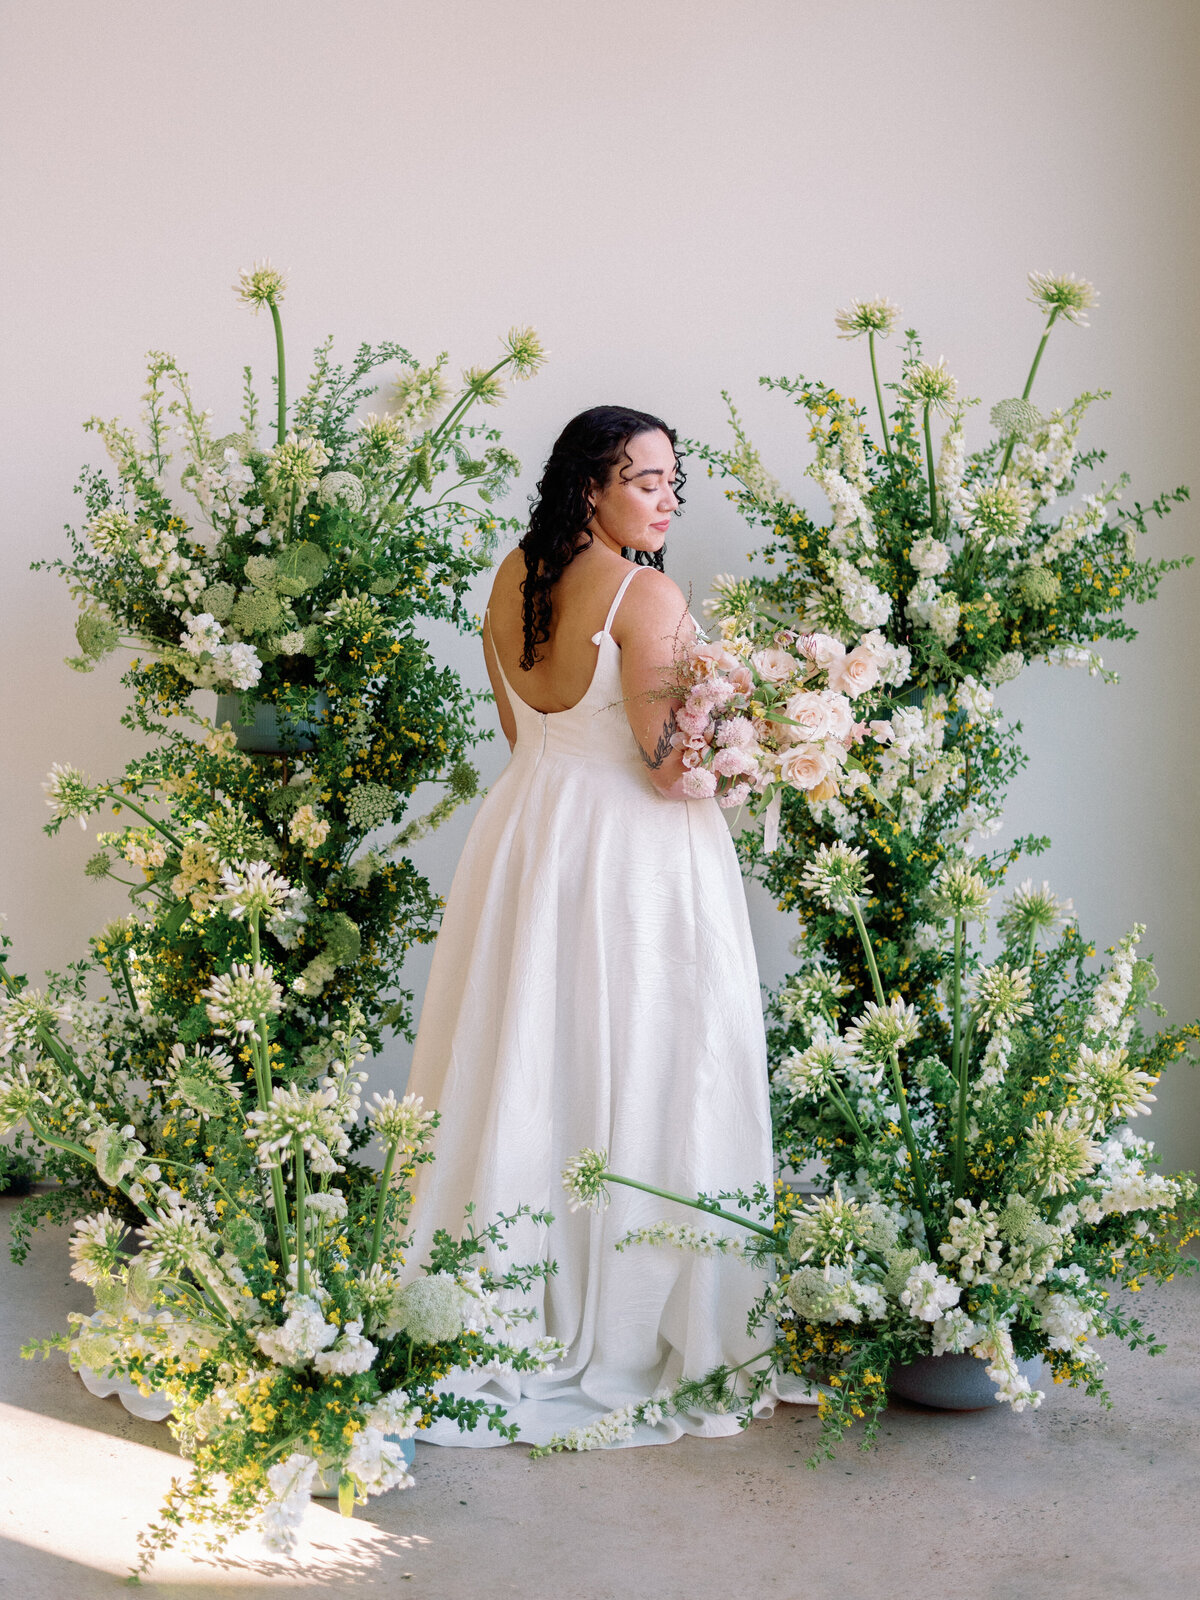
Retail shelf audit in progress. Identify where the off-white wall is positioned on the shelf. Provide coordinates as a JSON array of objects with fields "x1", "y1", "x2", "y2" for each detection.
[{"x1": 3, "y1": 0, "x2": 1197, "y2": 1168}]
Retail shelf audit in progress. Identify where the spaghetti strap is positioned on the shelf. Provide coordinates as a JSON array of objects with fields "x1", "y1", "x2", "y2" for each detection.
[{"x1": 594, "y1": 566, "x2": 643, "y2": 644}]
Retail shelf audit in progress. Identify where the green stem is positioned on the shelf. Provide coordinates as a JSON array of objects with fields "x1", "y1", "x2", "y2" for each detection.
[
  {"x1": 885, "y1": 1050, "x2": 936, "y2": 1244},
  {"x1": 270, "y1": 301, "x2": 287, "y2": 448},
  {"x1": 998, "y1": 310, "x2": 1059, "y2": 477},
  {"x1": 825, "y1": 1080, "x2": 867, "y2": 1144},
  {"x1": 249, "y1": 914, "x2": 291, "y2": 1278},
  {"x1": 599, "y1": 1172, "x2": 778, "y2": 1242},
  {"x1": 951, "y1": 915, "x2": 968, "y2": 1196},
  {"x1": 849, "y1": 904, "x2": 886, "y2": 1007},
  {"x1": 922, "y1": 404, "x2": 938, "y2": 533},
  {"x1": 116, "y1": 955, "x2": 139, "y2": 1012},
  {"x1": 293, "y1": 1137, "x2": 308, "y2": 1296},
  {"x1": 107, "y1": 797, "x2": 184, "y2": 851},
  {"x1": 869, "y1": 332, "x2": 893, "y2": 463},
  {"x1": 367, "y1": 1139, "x2": 399, "y2": 1271}
]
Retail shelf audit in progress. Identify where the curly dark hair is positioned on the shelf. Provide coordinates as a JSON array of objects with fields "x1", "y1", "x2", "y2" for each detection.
[{"x1": 517, "y1": 405, "x2": 686, "y2": 670}]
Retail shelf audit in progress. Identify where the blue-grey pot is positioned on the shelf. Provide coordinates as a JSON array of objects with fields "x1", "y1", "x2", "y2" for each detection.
[
  {"x1": 310, "y1": 1435, "x2": 416, "y2": 1498},
  {"x1": 888, "y1": 1352, "x2": 1044, "y2": 1411},
  {"x1": 214, "y1": 692, "x2": 328, "y2": 754}
]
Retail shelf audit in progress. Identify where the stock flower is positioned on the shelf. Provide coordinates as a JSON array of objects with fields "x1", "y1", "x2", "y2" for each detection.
[
  {"x1": 617, "y1": 1222, "x2": 745, "y2": 1257},
  {"x1": 799, "y1": 842, "x2": 871, "y2": 911},
  {"x1": 834, "y1": 296, "x2": 900, "y2": 339},
  {"x1": 313, "y1": 1320, "x2": 377, "y2": 1376},
  {"x1": 202, "y1": 961, "x2": 283, "y2": 1035},
  {"x1": 928, "y1": 860, "x2": 991, "y2": 922},
  {"x1": 909, "y1": 535, "x2": 951, "y2": 578},
  {"x1": 503, "y1": 325, "x2": 547, "y2": 379},
  {"x1": 259, "y1": 1454, "x2": 319, "y2": 1553},
  {"x1": 905, "y1": 357, "x2": 958, "y2": 414},
  {"x1": 900, "y1": 1261, "x2": 961, "y2": 1322},
  {"x1": 843, "y1": 998, "x2": 920, "y2": 1063},
  {"x1": 997, "y1": 879, "x2": 1074, "y2": 945},
  {"x1": 213, "y1": 861, "x2": 294, "y2": 921},
  {"x1": 68, "y1": 1209, "x2": 128, "y2": 1286},
  {"x1": 1065, "y1": 1045, "x2": 1157, "y2": 1124},
  {"x1": 1023, "y1": 1110, "x2": 1101, "y2": 1196},
  {"x1": 234, "y1": 259, "x2": 287, "y2": 312},
  {"x1": 367, "y1": 1090, "x2": 437, "y2": 1151},
  {"x1": 1027, "y1": 270, "x2": 1098, "y2": 327},
  {"x1": 256, "y1": 1293, "x2": 338, "y2": 1367},
  {"x1": 974, "y1": 963, "x2": 1034, "y2": 1031},
  {"x1": 345, "y1": 1426, "x2": 414, "y2": 1494},
  {"x1": 247, "y1": 1083, "x2": 349, "y2": 1172},
  {"x1": 42, "y1": 763, "x2": 99, "y2": 829},
  {"x1": 561, "y1": 1147, "x2": 611, "y2": 1212}
]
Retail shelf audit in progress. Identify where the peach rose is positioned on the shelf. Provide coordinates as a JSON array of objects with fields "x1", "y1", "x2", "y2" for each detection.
[
  {"x1": 777, "y1": 742, "x2": 832, "y2": 791},
  {"x1": 782, "y1": 690, "x2": 833, "y2": 741},
  {"x1": 728, "y1": 664, "x2": 754, "y2": 696},
  {"x1": 798, "y1": 632, "x2": 846, "y2": 669},
  {"x1": 821, "y1": 692, "x2": 855, "y2": 742},
  {"x1": 826, "y1": 643, "x2": 883, "y2": 699},
  {"x1": 807, "y1": 772, "x2": 841, "y2": 803}
]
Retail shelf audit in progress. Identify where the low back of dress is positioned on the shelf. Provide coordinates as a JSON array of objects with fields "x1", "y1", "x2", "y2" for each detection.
[{"x1": 404, "y1": 561, "x2": 775, "y2": 1449}]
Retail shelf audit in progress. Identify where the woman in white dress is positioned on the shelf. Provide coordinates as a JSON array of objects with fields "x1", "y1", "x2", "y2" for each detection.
[{"x1": 404, "y1": 406, "x2": 778, "y2": 1447}]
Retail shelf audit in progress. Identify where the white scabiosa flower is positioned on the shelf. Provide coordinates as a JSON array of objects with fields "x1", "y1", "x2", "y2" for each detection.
[
  {"x1": 834, "y1": 296, "x2": 901, "y2": 340},
  {"x1": 1027, "y1": 270, "x2": 1098, "y2": 327}
]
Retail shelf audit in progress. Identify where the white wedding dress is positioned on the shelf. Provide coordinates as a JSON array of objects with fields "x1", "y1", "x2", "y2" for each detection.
[{"x1": 403, "y1": 567, "x2": 790, "y2": 1447}]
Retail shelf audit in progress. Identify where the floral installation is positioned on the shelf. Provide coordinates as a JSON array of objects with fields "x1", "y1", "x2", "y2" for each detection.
[
  {"x1": 8, "y1": 265, "x2": 543, "y2": 1254},
  {"x1": 545, "y1": 274, "x2": 1198, "y2": 1462},
  {"x1": 3, "y1": 902, "x2": 560, "y2": 1569}
]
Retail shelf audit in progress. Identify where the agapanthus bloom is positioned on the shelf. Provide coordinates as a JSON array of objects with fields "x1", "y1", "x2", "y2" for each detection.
[
  {"x1": 213, "y1": 861, "x2": 294, "y2": 922},
  {"x1": 0, "y1": 989, "x2": 61, "y2": 1056},
  {"x1": 997, "y1": 880, "x2": 1074, "y2": 946},
  {"x1": 1065, "y1": 1045, "x2": 1157, "y2": 1125},
  {"x1": 234, "y1": 258, "x2": 287, "y2": 312},
  {"x1": 974, "y1": 963, "x2": 1034, "y2": 1031},
  {"x1": 775, "y1": 1037, "x2": 855, "y2": 1098},
  {"x1": 42, "y1": 763, "x2": 100, "y2": 829},
  {"x1": 165, "y1": 1042, "x2": 236, "y2": 1118},
  {"x1": 561, "y1": 1147, "x2": 611, "y2": 1212},
  {"x1": 0, "y1": 1065, "x2": 44, "y2": 1131},
  {"x1": 393, "y1": 361, "x2": 451, "y2": 423},
  {"x1": 84, "y1": 508, "x2": 138, "y2": 560},
  {"x1": 1023, "y1": 1110, "x2": 1101, "y2": 1196},
  {"x1": 504, "y1": 325, "x2": 547, "y2": 379},
  {"x1": 834, "y1": 296, "x2": 900, "y2": 340},
  {"x1": 843, "y1": 997, "x2": 920, "y2": 1063},
  {"x1": 88, "y1": 1121, "x2": 146, "y2": 1186},
  {"x1": 68, "y1": 1209, "x2": 128, "y2": 1286},
  {"x1": 202, "y1": 961, "x2": 283, "y2": 1035},
  {"x1": 138, "y1": 1201, "x2": 218, "y2": 1275},
  {"x1": 264, "y1": 433, "x2": 330, "y2": 504},
  {"x1": 367, "y1": 1090, "x2": 437, "y2": 1151},
  {"x1": 1027, "y1": 270, "x2": 1098, "y2": 327},
  {"x1": 905, "y1": 357, "x2": 958, "y2": 413},
  {"x1": 799, "y1": 841, "x2": 871, "y2": 911},
  {"x1": 928, "y1": 860, "x2": 992, "y2": 922},
  {"x1": 787, "y1": 1185, "x2": 874, "y2": 1266},
  {"x1": 247, "y1": 1083, "x2": 349, "y2": 1173},
  {"x1": 958, "y1": 476, "x2": 1034, "y2": 550},
  {"x1": 462, "y1": 365, "x2": 506, "y2": 406}
]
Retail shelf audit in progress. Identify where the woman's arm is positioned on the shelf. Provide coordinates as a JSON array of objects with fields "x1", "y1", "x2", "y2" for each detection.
[
  {"x1": 481, "y1": 612, "x2": 518, "y2": 752},
  {"x1": 612, "y1": 569, "x2": 700, "y2": 799}
]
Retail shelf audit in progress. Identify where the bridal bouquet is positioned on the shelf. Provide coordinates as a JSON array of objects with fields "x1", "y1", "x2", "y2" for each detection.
[
  {"x1": 3, "y1": 900, "x2": 558, "y2": 1569},
  {"x1": 673, "y1": 617, "x2": 907, "y2": 837}
]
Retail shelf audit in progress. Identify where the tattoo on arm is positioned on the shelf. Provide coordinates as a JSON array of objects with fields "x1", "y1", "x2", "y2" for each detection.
[{"x1": 639, "y1": 708, "x2": 677, "y2": 771}]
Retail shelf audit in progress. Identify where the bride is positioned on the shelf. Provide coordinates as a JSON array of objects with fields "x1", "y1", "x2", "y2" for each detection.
[{"x1": 403, "y1": 404, "x2": 780, "y2": 1446}]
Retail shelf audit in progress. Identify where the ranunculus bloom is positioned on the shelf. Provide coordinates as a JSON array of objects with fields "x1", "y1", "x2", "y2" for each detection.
[
  {"x1": 798, "y1": 632, "x2": 846, "y2": 669},
  {"x1": 826, "y1": 643, "x2": 883, "y2": 699},
  {"x1": 682, "y1": 767, "x2": 718, "y2": 798},
  {"x1": 778, "y1": 743, "x2": 832, "y2": 791},
  {"x1": 751, "y1": 647, "x2": 798, "y2": 684}
]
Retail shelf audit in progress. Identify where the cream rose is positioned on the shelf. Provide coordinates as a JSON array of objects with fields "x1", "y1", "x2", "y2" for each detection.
[
  {"x1": 826, "y1": 643, "x2": 883, "y2": 699},
  {"x1": 798, "y1": 632, "x2": 846, "y2": 670},
  {"x1": 751, "y1": 647, "x2": 799, "y2": 685},
  {"x1": 820, "y1": 692, "x2": 855, "y2": 742},
  {"x1": 781, "y1": 690, "x2": 833, "y2": 741},
  {"x1": 777, "y1": 742, "x2": 833, "y2": 791}
]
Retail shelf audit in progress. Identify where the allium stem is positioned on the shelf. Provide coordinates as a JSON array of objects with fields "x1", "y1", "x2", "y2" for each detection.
[
  {"x1": 825, "y1": 1079, "x2": 867, "y2": 1144},
  {"x1": 249, "y1": 914, "x2": 291, "y2": 1278},
  {"x1": 270, "y1": 301, "x2": 287, "y2": 448},
  {"x1": 110, "y1": 797, "x2": 184, "y2": 851},
  {"x1": 849, "y1": 904, "x2": 886, "y2": 1008},
  {"x1": 117, "y1": 954, "x2": 139, "y2": 1012},
  {"x1": 293, "y1": 1136, "x2": 308, "y2": 1295},
  {"x1": 599, "y1": 1173, "x2": 778, "y2": 1242},
  {"x1": 868, "y1": 333, "x2": 893, "y2": 464},
  {"x1": 922, "y1": 404, "x2": 939, "y2": 533},
  {"x1": 885, "y1": 1050, "x2": 935, "y2": 1244},
  {"x1": 367, "y1": 1137, "x2": 399, "y2": 1271},
  {"x1": 951, "y1": 914, "x2": 968, "y2": 1196}
]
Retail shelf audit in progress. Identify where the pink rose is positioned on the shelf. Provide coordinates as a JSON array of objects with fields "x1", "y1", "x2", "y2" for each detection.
[
  {"x1": 682, "y1": 767, "x2": 718, "y2": 798},
  {"x1": 826, "y1": 643, "x2": 883, "y2": 699},
  {"x1": 751, "y1": 647, "x2": 799, "y2": 684},
  {"x1": 777, "y1": 742, "x2": 832, "y2": 791}
]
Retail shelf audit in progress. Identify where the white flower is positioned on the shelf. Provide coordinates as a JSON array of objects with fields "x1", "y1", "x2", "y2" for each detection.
[
  {"x1": 1027, "y1": 270, "x2": 1098, "y2": 327},
  {"x1": 256, "y1": 1293, "x2": 339, "y2": 1367},
  {"x1": 202, "y1": 961, "x2": 283, "y2": 1035},
  {"x1": 213, "y1": 861, "x2": 294, "y2": 921},
  {"x1": 224, "y1": 641, "x2": 263, "y2": 691},
  {"x1": 909, "y1": 535, "x2": 951, "y2": 577},
  {"x1": 906, "y1": 579, "x2": 960, "y2": 646},
  {"x1": 971, "y1": 1322, "x2": 1043, "y2": 1411},
  {"x1": 931, "y1": 1307, "x2": 983, "y2": 1356},
  {"x1": 69, "y1": 1209, "x2": 128, "y2": 1286},
  {"x1": 561, "y1": 1147, "x2": 611, "y2": 1212},
  {"x1": 799, "y1": 841, "x2": 871, "y2": 912},
  {"x1": 313, "y1": 1320, "x2": 377, "y2": 1376},
  {"x1": 905, "y1": 357, "x2": 957, "y2": 414},
  {"x1": 1023, "y1": 1110, "x2": 1102, "y2": 1197},
  {"x1": 843, "y1": 998, "x2": 920, "y2": 1063},
  {"x1": 345, "y1": 1425, "x2": 415, "y2": 1495},
  {"x1": 617, "y1": 1222, "x2": 746, "y2": 1258},
  {"x1": 986, "y1": 651, "x2": 1025, "y2": 686},
  {"x1": 235, "y1": 259, "x2": 287, "y2": 312},
  {"x1": 381, "y1": 1273, "x2": 470, "y2": 1344},
  {"x1": 43, "y1": 763, "x2": 99, "y2": 830},
  {"x1": 366, "y1": 1091, "x2": 437, "y2": 1151},
  {"x1": 900, "y1": 1261, "x2": 961, "y2": 1322},
  {"x1": 288, "y1": 804, "x2": 330, "y2": 853},
  {"x1": 247, "y1": 1083, "x2": 349, "y2": 1174},
  {"x1": 938, "y1": 1198, "x2": 1002, "y2": 1285},
  {"x1": 834, "y1": 296, "x2": 900, "y2": 340},
  {"x1": 259, "y1": 1452, "x2": 317, "y2": 1553}
]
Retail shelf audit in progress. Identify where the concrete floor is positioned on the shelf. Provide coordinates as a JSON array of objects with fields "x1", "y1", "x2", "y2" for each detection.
[{"x1": 1, "y1": 1196, "x2": 1198, "y2": 1600}]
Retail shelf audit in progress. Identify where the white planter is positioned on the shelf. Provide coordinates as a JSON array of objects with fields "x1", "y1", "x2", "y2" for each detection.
[{"x1": 77, "y1": 1362, "x2": 175, "y2": 1422}]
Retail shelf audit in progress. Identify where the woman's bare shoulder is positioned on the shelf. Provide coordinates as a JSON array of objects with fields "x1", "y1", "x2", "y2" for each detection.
[
  {"x1": 487, "y1": 548, "x2": 527, "y2": 607},
  {"x1": 619, "y1": 565, "x2": 690, "y2": 621}
]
